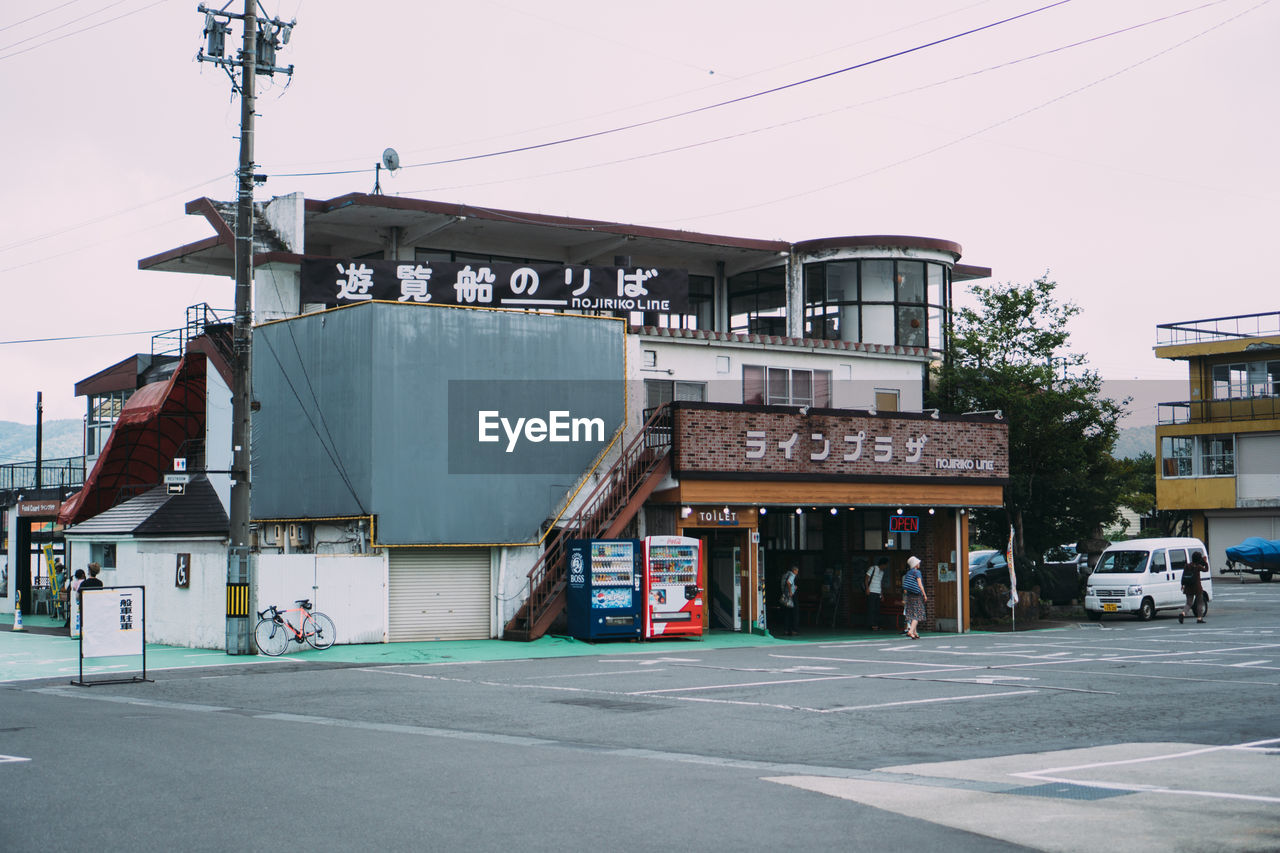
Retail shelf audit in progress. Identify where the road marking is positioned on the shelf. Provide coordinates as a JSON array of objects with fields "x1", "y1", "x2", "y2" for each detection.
[
  {"x1": 1229, "y1": 659, "x2": 1272, "y2": 668},
  {"x1": 541, "y1": 669, "x2": 661, "y2": 679},
  {"x1": 0, "y1": 754, "x2": 32, "y2": 763},
  {"x1": 1012, "y1": 738, "x2": 1280, "y2": 804},
  {"x1": 628, "y1": 674, "x2": 860, "y2": 695},
  {"x1": 813, "y1": 689, "x2": 1038, "y2": 713}
]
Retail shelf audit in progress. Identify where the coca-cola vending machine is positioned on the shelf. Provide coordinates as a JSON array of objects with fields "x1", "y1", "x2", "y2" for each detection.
[{"x1": 643, "y1": 535, "x2": 703, "y2": 639}]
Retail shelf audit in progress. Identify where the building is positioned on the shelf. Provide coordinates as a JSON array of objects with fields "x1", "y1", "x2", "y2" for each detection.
[
  {"x1": 1154, "y1": 311, "x2": 1280, "y2": 569},
  {"x1": 125, "y1": 192, "x2": 1010, "y2": 647}
]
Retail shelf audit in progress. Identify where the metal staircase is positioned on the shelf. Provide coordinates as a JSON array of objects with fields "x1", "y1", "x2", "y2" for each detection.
[{"x1": 502, "y1": 405, "x2": 673, "y2": 641}]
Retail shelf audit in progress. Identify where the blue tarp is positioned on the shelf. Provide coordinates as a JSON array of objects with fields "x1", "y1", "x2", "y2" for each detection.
[{"x1": 1224, "y1": 537, "x2": 1280, "y2": 571}]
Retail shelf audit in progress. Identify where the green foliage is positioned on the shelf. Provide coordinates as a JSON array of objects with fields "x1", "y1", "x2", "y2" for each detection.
[{"x1": 929, "y1": 275, "x2": 1128, "y2": 567}]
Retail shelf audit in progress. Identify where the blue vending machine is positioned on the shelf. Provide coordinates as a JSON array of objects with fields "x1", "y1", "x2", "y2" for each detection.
[{"x1": 566, "y1": 539, "x2": 643, "y2": 640}]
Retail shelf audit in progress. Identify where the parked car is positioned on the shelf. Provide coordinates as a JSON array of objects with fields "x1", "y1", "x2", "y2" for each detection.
[
  {"x1": 1084, "y1": 537, "x2": 1213, "y2": 621},
  {"x1": 968, "y1": 549, "x2": 1009, "y2": 591}
]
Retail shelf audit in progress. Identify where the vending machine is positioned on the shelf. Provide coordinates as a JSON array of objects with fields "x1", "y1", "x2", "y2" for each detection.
[
  {"x1": 565, "y1": 539, "x2": 643, "y2": 641},
  {"x1": 643, "y1": 535, "x2": 704, "y2": 638}
]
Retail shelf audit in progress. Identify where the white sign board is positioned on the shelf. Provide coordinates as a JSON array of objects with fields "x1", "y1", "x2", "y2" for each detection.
[{"x1": 81, "y1": 587, "x2": 144, "y2": 658}]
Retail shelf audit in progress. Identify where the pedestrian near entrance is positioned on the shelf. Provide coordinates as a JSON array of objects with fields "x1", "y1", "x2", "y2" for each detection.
[
  {"x1": 79, "y1": 562, "x2": 104, "y2": 593},
  {"x1": 64, "y1": 569, "x2": 86, "y2": 629},
  {"x1": 903, "y1": 555, "x2": 927, "y2": 639},
  {"x1": 865, "y1": 556, "x2": 888, "y2": 631},
  {"x1": 1180, "y1": 553, "x2": 1206, "y2": 624},
  {"x1": 780, "y1": 566, "x2": 799, "y2": 636}
]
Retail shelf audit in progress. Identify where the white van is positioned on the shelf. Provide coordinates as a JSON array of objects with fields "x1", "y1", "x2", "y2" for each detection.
[{"x1": 1084, "y1": 537, "x2": 1214, "y2": 621}]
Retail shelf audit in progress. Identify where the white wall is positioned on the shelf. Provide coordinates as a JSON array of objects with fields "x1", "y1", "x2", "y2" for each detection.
[
  {"x1": 255, "y1": 553, "x2": 388, "y2": 645},
  {"x1": 65, "y1": 537, "x2": 228, "y2": 649},
  {"x1": 496, "y1": 544, "x2": 541, "y2": 631}
]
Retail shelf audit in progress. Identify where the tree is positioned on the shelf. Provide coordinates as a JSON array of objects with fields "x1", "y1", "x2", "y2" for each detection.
[{"x1": 929, "y1": 275, "x2": 1128, "y2": 576}]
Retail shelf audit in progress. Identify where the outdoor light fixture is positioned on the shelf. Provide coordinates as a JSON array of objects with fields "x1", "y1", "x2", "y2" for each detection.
[
  {"x1": 866, "y1": 407, "x2": 877, "y2": 416},
  {"x1": 795, "y1": 507, "x2": 803, "y2": 515},
  {"x1": 928, "y1": 508, "x2": 935, "y2": 515},
  {"x1": 759, "y1": 507, "x2": 768, "y2": 515},
  {"x1": 723, "y1": 506, "x2": 731, "y2": 517},
  {"x1": 923, "y1": 408, "x2": 940, "y2": 419},
  {"x1": 681, "y1": 506, "x2": 692, "y2": 518},
  {"x1": 830, "y1": 508, "x2": 838, "y2": 516},
  {"x1": 897, "y1": 508, "x2": 903, "y2": 515}
]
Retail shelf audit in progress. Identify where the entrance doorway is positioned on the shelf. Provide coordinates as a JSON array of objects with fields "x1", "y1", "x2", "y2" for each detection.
[{"x1": 691, "y1": 529, "x2": 746, "y2": 631}]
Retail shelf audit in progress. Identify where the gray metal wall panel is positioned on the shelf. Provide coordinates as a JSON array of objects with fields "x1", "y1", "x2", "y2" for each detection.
[
  {"x1": 251, "y1": 307, "x2": 374, "y2": 520},
  {"x1": 252, "y1": 303, "x2": 625, "y2": 544},
  {"x1": 369, "y1": 305, "x2": 625, "y2": 543}
]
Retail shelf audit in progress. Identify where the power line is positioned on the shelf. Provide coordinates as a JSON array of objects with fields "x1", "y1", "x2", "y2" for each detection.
[
  {"x1": 0, "y1": 0, "x2": 90, "y2": 34},
  {"x1": 0, "y1": 329, "x2": 169, "y2": 346},
  {"x1": 271, "y1": 0, "x2": 1077, "y2": 179},
  {"x1": 405, "y1": 0, "x2": 1236, "y2": 198},
  {"x1": 0, "y1": 0, "x2": 167, "y2": 62},
  {"x1": 0, "y1": 0, "x2": 126, "y2": 51},
  {"x1": 661, "y1": 0, "x2": 1273, "y2": 227},
  {"x1": 0, "y1": 172, "x2": 230, "y2": 255}
]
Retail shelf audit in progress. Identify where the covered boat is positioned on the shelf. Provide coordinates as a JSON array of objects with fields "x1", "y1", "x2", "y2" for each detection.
[{"x1": 1223, "y1": 537, "x2": 1280, "y2": 582}]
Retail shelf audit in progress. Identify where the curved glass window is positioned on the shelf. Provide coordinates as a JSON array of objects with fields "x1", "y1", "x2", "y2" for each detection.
[
  {"x1": 803, "y1": 259, "x2": 949, "y2": 350},
  {"x1": 729, "y1": 267, "x2": 787, "y2": 336}
]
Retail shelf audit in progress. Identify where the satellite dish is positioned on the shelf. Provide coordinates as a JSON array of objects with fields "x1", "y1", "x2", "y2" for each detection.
[{"x1": 381, "y1": 148, "x2": 400, "y2": 172}]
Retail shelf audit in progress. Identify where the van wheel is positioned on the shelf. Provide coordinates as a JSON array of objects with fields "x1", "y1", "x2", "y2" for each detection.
[
  {"x1": 1137, "y1": 598, "x2": 1155, "y2": 621},
  {"x1": 1086, "y1": 610, "x2": 1102, "y2": 622},
  {"x1": 1261, "y1": 571, "x2": 1273, "y2": 583}
]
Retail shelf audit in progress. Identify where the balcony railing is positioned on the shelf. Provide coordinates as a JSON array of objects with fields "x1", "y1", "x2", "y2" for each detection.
[
  {"x1": 1157, "y1": 397, "x2": 1280, "y2": 425},
  {"x1": 0, "y1": 456, "x2": 87, "y2": 492},
  {"x1": 1156, "y1": 311, "x2": 1280, "y2": 346}
]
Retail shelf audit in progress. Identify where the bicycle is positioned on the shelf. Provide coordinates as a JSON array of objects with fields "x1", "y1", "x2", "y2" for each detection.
[{"x1": 254, "y1": 599, "x2": 336, "y2": 656}]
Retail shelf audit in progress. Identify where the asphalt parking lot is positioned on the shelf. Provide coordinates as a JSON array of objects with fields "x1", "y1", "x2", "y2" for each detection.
[{"x1": 3, "y1": 578, "x2": 1278, "y2": 852}]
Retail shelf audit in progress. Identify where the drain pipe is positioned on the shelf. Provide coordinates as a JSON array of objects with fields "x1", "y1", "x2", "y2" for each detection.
[{"x1": 955, "y1": 509, "x2": 964, "y2": 633}]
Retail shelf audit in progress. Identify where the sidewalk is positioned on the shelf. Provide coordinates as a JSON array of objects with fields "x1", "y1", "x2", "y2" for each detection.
[{"x1": 0, "y1": 610, "x2": 1053, "y2": 685}]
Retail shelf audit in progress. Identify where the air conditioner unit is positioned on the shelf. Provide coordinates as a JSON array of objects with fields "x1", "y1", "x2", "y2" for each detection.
[{"x1": 288, "y1": 523, "x2": 311, "y2": 548}]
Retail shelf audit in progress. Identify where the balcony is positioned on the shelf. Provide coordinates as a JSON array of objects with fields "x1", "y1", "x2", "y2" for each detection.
[
  {"x1": 1157, "y1": 397, "x2": 1280, "y2": 425},
  {"x1": 0, "y1": 456, "x2": 87, "y2": 492},
  {"x1": 1156, "y1": 311, "x2": 1280, "y2": 346}
]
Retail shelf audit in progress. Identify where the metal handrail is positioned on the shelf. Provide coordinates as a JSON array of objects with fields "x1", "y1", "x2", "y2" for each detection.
[
  {"x1": 0, "y1": 456, "x2": 87, "y2": 491},
  {"x1": 511, "y1": 404, "x2": 673, "y2": 635},
  {"x1": 1156, "y1": 311, "x2": 1280, "y2": 346},
  {"x1": 1157, "y1": 396, "x2": 1280, "y2": 425}
]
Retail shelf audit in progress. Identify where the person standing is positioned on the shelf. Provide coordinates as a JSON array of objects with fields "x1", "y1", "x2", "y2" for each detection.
[
  {"x1": 63, "y1": 569, "x2": 86, "y2": 629},
  {"x1": 864, "y1": 556, "x2": 888, "y2": 631},
  {"x1": 903, "y1": 555, "x2": 927, "y2": 639},
  {"x1": 780, "y1": 566, "x2": 799, "y2": 637},
  {"x1": 1180, "y1": 553, "x2": 1206, "y2": 624},
  {"x1": 79, "y1": 562, "x2": 104, "y2": 593}
]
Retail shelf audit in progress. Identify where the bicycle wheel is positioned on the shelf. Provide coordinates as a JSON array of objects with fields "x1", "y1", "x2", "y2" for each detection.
[
  {"x1": 254, "y1": 617, "x2": 290, "y2": 656},
  {"x1": 303, "y1": 612, "x2": 336, "y2": 650}
]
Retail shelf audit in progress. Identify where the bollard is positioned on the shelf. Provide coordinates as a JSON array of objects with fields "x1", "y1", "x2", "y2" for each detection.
[{"x1": 13, "y1": 590, "x2": 23, "y2": 631}]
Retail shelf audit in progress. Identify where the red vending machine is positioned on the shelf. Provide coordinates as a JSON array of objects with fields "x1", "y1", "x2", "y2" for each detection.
[{"x1": 643, "y1": 535, "x2": 704, "y2": 638}]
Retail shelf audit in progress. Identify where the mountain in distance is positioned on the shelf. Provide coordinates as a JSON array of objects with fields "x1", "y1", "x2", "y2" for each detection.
[
  {"x1": 0, "y1": 419, "x2": 84, "y2": 464},
  {"x1": 1112, "y1": 424, "x2": 1156, "y2": 460}
]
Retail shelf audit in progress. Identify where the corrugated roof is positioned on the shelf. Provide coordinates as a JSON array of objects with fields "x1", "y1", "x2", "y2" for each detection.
[{"x1": 64, "y1": 476, "x2": 227, "y2": 537}]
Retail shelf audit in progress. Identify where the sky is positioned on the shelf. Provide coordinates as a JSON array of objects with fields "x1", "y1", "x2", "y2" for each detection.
[{"x1": 2, "y1": 0, "x2": 1277, "y2": 437}]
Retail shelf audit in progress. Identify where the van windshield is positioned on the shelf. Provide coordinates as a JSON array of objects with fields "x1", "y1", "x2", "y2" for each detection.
[{"x1": 1094, "y1": 551, "x2": 1149, "y2": 574}]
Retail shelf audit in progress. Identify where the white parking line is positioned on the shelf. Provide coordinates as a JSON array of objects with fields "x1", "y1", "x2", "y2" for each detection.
[
  {"x1": 1012, "y1": 738, "x2": 1280, "y2": 804},
  {"x1": 811, "y1": 689, "x2": 1038, "y2": 713},
  {"x1": 0, "y1": 754, "x2": 32, "y2": 764}
]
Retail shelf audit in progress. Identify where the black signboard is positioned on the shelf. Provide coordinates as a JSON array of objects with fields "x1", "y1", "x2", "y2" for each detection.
[{"x1": 300, "y1": 258, "x2": 689, "y2": 313}]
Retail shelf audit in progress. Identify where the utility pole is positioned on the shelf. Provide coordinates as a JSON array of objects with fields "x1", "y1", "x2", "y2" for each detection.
[{"x1": 197, "y1": 2, "x2": 294, "y2": 654}]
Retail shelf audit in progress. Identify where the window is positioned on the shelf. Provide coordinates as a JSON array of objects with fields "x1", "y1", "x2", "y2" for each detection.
[
  {"x1": 728, "y1": 267, "x2": 787, "y2": 336},
  {"x1": 1161, "y1": 436, "x2": 1194, "y2": 477},
  {"x1": 742, "y1": 366, "x2": 832, "y2": 407},
  {"x1": 645, "y1": 379, "x2": 705, "y2": 410},
  {"x1": 802, "y1": 259, "x2": 948, "y2": 349},
  {"x1": 1211, "y1": 359, "x2": 1280, "y2": 399},
  {"x1": 1161, "y1": 434, "x2": 1234, "y2": 477},
  {"x1": 655, "y1": 275, "x2": 713, "y2": 330},
  {"x1": 90, "y1": 542, "x2": 116, "y2": 570},
  {"x1": 86, "y1": 390, "x2": 130, "y2": 456},
  {"x1": 1202, "y1": 435, "x2": 1234, "y2": 476}
]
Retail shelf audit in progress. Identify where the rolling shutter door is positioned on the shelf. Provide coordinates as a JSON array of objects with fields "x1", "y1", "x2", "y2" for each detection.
[{"x1": 389, "y1": 548, "x2": 491, "y2": 641}]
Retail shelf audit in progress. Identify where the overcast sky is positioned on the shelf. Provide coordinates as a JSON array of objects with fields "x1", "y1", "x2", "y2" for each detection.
[{"x1": 2, "y1": 0, "x2": 1276, "y2": 440}]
